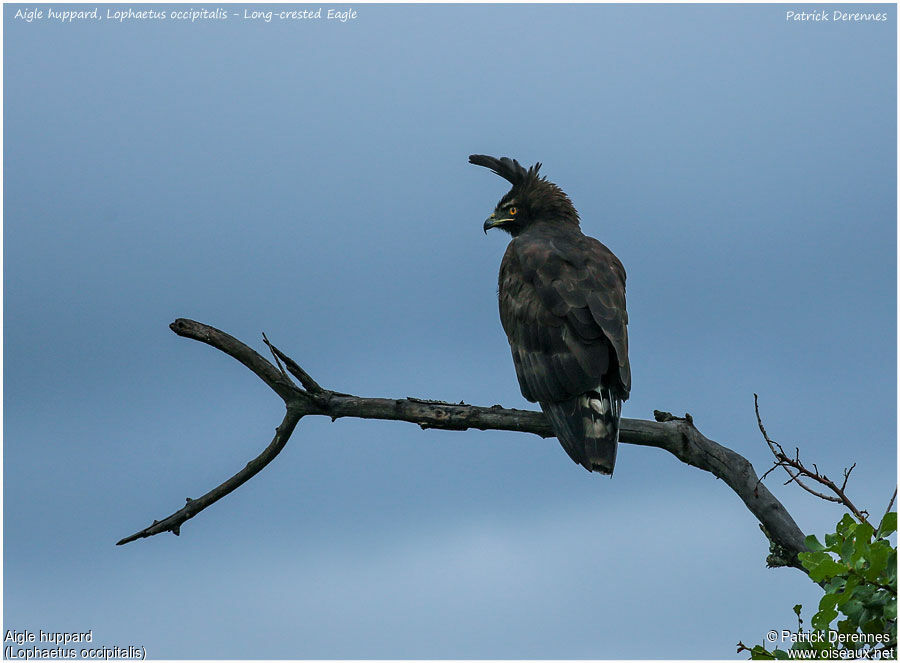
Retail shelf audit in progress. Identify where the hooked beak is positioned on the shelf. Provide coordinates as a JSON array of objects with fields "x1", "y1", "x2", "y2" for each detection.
[{"x1": 483, "y1": 213, "x2": 513, "y2": 234}]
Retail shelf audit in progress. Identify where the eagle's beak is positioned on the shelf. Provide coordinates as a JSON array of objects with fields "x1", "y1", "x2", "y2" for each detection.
[{"x1": 483, "y1": 214, "x2": 512, "y2": 233}]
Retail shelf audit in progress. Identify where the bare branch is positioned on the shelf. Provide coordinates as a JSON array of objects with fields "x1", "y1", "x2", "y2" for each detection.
[
  {"x1": 118, "y1": 320, "x2": 809, "y2": 570},
  {"x1": 262, "y1": 331, "x2": 293, "y2": 384},
  {"x1": 754, "y1": 394, "x2": 870, "y2": 525},
  {"x1": 117, "y1": 406, "x2": 303, "y2": 545},
  {"x1": 756, "y1": 463, "x2": 780, "y2": 493},
  {"x1": 782, "y1": 467, "x2": 843, "y2": 503},
  {"x1": 840, "y1": 463, "x2": 856, "y2": 493},
  {"x1": 265, "y1": 338, "x2": 326, "y2": 397},
  {"x1": 170, "y1": 318, "x2": 300, "y2": 402}
]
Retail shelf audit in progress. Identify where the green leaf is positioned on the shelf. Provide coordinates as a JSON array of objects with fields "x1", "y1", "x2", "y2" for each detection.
[
  {"x1": 867, "y1": 592, "x2": 891, "y2": 608},
  {"x1": 812, "y1": 608, "x2": 839, "y2": 630},
  {"x1": 807, "y1": 558, "x2": 846, "y2": 582},
  {"x1": 749, "y1": 645, "x2": 776, "y2": 660},
  {"x1": 852, "y1": 584, "x2": 876, "y2": 607},
  {"x1": 864, "y1": 543, "x2": 890, "y2": 581},
  {"x1": 819, "y1": 594, "x2": 839, "y2": 612},
  {"x1": 857, "y1": 612, "x2": 872, "y2": 631},
  {"x1": 793, "y1": 604, "x2": 803, "y2": 616},
  {"x1": 850, "y1": 533, "x2": 872, "y2": 570},
  {"x1": 824, "y1": 576, "x2": 846, "y2": 595},
  {"x1": 854, "y1": 522, "x2": 875, "y2": 546},
  {"x1": 841, "y1": 599, "x2": 864, "y2": 621},
  {"x1": 877, "y1": 511, "x2": 897, "y2": 538},
  {"x1": 805, "y1": 535, "x2": 826, "y2": 552},
  {"x1": 855, "y1": 609, "x2": 870, "y2": 630},
  {"x1": 840, "y1": 538, "x2": 855, "y2": 563},
  {"x1": 884, "y1": 551, "x2": 897, "y2": 584},
  {"x1": 836, "y1": 576, "x2": 860, "y2": 607},
  {"x1": 799, "y1": 550, "x2": 829, "y2": 570},
  {"x1": 837, "y1": 513, "x2": 857, "y2": 536},
  {"x1": 837, "y1": 618, "x2": 856, "y2": 635}
]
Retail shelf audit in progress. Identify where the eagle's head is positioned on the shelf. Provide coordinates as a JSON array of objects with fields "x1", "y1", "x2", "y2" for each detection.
[{"x1": 469, "y1": 154, "x2": 579, "y2": 236}]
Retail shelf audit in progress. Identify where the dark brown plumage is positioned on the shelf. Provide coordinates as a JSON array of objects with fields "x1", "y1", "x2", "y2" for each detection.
[{"x1": 471, "y1": 155, "x2": 630, "y2": 474}]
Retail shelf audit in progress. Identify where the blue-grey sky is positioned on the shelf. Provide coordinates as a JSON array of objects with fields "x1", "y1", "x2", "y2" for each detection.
[{"x1": 4, "y1": 3, "x2": 896, "y2": 659}]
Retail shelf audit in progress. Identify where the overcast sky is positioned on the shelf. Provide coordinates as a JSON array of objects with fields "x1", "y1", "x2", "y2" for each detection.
[{"x1": 4, "y1": 3, "x2": 896, "y2": 659}]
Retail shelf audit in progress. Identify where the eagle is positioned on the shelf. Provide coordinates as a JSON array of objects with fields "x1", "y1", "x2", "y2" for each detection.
[{"x1": 471, "y1": 154, "x2": 630, "y2": 475}]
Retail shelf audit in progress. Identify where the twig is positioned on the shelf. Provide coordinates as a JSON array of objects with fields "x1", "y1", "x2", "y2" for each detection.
[
  {"x1": 840, "y1": 463, "x2": 856, "y2": 493},
  {"x1": 262, "y1": 332, "x2": 292, "y2": 384},
  {"x1": 117, "y1": 320, "x2": 809, "y2": 571},
  {"x1": 169, "y1": 318, "x2": 299, "y2": 402},
  {"x1": 116, "y1": 407, "x2": 302, "y2": 545},
  {"x1": 754, "y1": 394, "x2": 870, "y2": 525},
  {"x1": 267, "y1": 340, "x2": 326, "y2": 397}
]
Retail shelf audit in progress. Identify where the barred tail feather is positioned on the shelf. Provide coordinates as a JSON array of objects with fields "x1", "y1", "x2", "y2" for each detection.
[{"x1": 541, "y1": 386, "x2": 621, "y2": 475}]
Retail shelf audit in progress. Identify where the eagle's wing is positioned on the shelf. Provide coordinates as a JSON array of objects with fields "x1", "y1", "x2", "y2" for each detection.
[
  {"x1": 498, "y1": 230, "x2": 630, "y2": 473},
  {"x1": 499, "y1": 231, "x2": 630, "y2": 405}
]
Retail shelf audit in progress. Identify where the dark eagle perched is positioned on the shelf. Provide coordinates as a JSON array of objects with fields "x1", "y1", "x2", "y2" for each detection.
[{"x1": 471, "y1": 155, "x2": 630, "y2": 475}]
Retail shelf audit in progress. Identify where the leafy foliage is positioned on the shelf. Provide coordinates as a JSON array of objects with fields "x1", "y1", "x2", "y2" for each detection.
[{"x1": 743, "y1": 511, "x2": 897, "y2": 659}]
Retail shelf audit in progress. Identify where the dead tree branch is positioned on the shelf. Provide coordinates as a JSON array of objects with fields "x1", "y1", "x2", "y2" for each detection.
[
  {"x1": 116, "y1": 407, "x2": 302, "y2": 545},
  {"x1": 117, "y1": 318, "x2": 808, "y2": 571},
  {"x1": 754, "y1": 394, "x2": 870, "y2": 525}
]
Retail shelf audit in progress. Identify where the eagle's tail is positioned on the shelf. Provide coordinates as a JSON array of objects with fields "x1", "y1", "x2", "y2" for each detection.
[{"x1": 542, "y1": 387, "x2": 621, "y2": 475}]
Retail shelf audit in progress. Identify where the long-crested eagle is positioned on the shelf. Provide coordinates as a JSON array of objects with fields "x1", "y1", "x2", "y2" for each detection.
[{"x1": 471, "y1": 155, "x2": 630, "y2": 475}]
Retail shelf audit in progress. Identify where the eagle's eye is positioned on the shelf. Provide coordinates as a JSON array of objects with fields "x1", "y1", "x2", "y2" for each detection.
[{"x1": 508, "y1": 207, "x2": 518, "y2": 216}]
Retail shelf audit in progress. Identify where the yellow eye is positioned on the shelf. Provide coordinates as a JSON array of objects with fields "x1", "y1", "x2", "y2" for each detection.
[{"x1": 509, "y1": 207, "x2": 518, "y2": 216}]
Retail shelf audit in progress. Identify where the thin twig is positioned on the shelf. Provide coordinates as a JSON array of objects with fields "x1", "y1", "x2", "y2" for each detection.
[
  {"x1": 262, "y1": 332, "x2": 293, "y2": 384},
  {"x1": 267, "y1": 341, "x2": 326, "y2": 396},
  {"x1": 754, "y1": 394, "x2": 870, "y2": 525},
  {"x1": 840, "y1": 463, "x2": 856, "y2": 493},
  {"x1": 782, "y1": 468, "x2": 843, "y2": 503},
  {"x1": 117, "y1": 407, "x2": 302, "y2": 545},
  {"x1": 756, "y1": 464, "x2": 780, "y2": 496}
]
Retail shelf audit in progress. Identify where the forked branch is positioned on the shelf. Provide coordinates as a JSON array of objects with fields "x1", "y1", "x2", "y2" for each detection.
[
  {"x1": 117, "y1": 318, "x2": 808, "y2": 571},
  {"x1": 754, "y1": 394, "x2": 871, "y2": 525}
]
